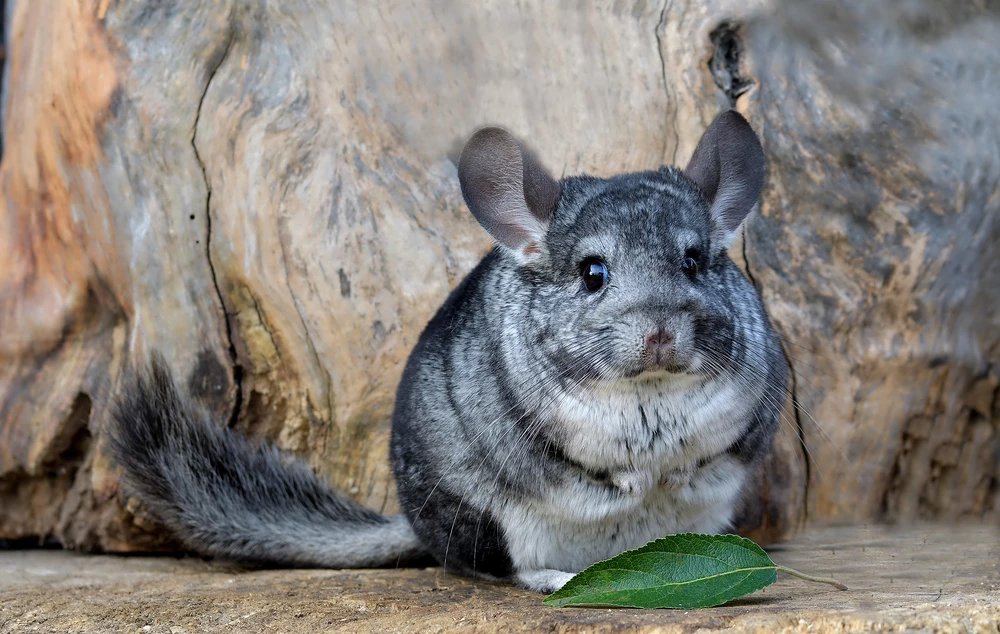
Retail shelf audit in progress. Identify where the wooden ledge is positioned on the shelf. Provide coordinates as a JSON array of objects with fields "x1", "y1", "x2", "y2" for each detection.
[{"x1": 1, "y1": 523, "x2": 997, "y2": 633}]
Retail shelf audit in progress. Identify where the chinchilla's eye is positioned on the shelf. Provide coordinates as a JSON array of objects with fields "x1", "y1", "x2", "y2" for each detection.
[
  {"x1": 682, "y1": 248, "x2": 700, "y2": 277},
  {"x1": 580, "y1": 257, "x2": 609, "y2": 292}
]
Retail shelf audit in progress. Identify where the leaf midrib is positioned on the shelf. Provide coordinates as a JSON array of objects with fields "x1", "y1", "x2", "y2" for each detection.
[{"x1": 561, "y1": 564, "x2": 775, "y2": 595}]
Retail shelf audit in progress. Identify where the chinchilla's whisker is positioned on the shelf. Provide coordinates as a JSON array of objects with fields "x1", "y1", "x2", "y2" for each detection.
[
  {"x1": 697, "y1": 349, "x2": 807, "y2": 457},
  {"x1": 731, "y1": 323, "x2": 841, "y2": 366},
  {"x1": 736, "y1": 336, "x2": 836, "y2": 382},
  {"x1": 699, "y1": 353, "x2": 804, "y2": 456},
  {"x1": 709, "y1": 339, "x2": 847, "y2": 460},
  {"x1": 699, "y1": 342, "x2": 848, "y2": 473}
]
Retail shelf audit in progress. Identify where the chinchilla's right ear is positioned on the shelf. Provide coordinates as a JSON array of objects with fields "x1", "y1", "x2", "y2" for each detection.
[
  {"x1": 683, "y1": 110, "x2": 765, "y2": 249},
  {"x1": 458, "y1": 127, "x2": 560, "y2": 264}
]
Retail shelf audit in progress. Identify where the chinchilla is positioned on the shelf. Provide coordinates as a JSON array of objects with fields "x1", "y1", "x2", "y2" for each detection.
[{"x1": 108, "y1": 109, "x2": 788, "y2": 593}]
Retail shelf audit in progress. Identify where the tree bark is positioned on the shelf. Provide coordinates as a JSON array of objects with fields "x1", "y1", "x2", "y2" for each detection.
[{"x1": 0, "y1": 0, "x2": 996, "y2": 552}]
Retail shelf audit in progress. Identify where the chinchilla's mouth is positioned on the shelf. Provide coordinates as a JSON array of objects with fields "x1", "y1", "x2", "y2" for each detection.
[
  {"x1": 628, "y1": 363, "x2": 698, "y2": 381},
  {"x1": 638, "y1": 355, "x2": 692, "y2": 376}
]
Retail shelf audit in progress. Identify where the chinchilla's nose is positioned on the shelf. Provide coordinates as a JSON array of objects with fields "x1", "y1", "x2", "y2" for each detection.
[{"x1": 644, "y1": 328, "x2": 674, "y2": 364}]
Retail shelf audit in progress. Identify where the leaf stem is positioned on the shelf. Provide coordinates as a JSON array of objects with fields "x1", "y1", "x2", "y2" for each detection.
[{"x1": 776, "y1": 566, "x2": 849, "y2": 591}]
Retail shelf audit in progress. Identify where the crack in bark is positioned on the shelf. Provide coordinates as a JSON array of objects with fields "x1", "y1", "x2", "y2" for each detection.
[
  {"x1": 246, "y1": 290, "x2": 280, "y2": 361},
  {"x1": 654, "y1": 0, "x2": 676, "y2": 164},
  {"x1": 784, "y1": 349, "x2": 810, "y2": 525},
  {"x1": 192, "y1": 28, "x2": 240, "y2": 429}
]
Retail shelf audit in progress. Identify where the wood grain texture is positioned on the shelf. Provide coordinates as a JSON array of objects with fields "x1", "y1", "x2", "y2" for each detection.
[
  {"x1": 0, "y1": 0, "x2": 995, "y2": 552},
  {"x1": 743, "y1": 0, "x2": 1000, "y2": 524},
  {"x1": 0, "y1": 0, "x2": 238, "y2": 549},
  {"x1": 2, "y1": 524, "x2": 998, "y2": 632}
]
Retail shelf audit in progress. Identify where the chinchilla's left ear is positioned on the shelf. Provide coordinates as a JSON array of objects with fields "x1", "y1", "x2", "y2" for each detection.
[
  {"x1": 684, "y1": 110, "x2": 765, "y2": 247},
  {"x1": 458, "y1": 127, "x2": 560, "y2": 264}
]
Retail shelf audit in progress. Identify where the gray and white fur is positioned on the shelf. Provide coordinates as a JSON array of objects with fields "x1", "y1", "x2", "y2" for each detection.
[{"x1": 109, "y1": 110, "x2": 788, "y2": 594}]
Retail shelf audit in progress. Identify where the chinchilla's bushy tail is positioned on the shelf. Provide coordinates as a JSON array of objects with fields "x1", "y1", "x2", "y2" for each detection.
[{"x1": 107, "y1": 354, "x2": 428, "y2": 568}]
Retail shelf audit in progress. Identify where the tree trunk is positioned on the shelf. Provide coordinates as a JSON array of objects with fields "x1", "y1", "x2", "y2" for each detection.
[{"x1": 1, "y1": 0, "x2": 997, "y2": 552}]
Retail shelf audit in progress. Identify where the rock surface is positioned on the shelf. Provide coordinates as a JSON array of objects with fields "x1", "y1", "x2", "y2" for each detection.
[{"x1": 1, "y1": 524, "x2": 998, "y2": 633}]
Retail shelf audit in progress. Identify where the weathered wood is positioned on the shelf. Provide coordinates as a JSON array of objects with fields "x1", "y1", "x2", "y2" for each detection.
[
  {"x1": 0, "y1": 0, "x2": 996, "y2": 552},
  {"x1": 743, "y1": 0, "x2": 1000, "y2": 523},
  {"x1": 2, "y1": 524, "x2": 997, "y2": 632}
]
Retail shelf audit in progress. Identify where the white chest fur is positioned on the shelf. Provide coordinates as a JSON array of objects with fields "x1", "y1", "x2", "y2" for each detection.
[{"x1": 501, "y1": 373, "x2": 753, "y2": 572}]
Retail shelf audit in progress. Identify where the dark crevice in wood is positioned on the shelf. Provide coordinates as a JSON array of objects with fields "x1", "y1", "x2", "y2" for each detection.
[
  {"x1": 740, "y1": 228, "x2": 759, "y2": 291},
  {"x1": 0, "y1": 536, "x2": 62, "y2": 549},
  {"x1": 1, "y1": 395, "x2": 91, "y2": 548},
  {"x1": 192, "y1": 26, "x2": 241, "y2": 430},
  {"x1": 709, "y1": 21, "x2": 753, "y2": 107},
  {"x1": 785, "y1": 363, "x2": 810, "y2": 524},
  {"x1": 48, "y1": 394, "x2": 92, "y2": 473}
]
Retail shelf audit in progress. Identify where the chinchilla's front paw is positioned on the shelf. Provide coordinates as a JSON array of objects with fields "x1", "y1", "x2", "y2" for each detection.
[
  {"x1": 611, "y1": 470, "x2": 653, "y2": 497},
  {"x1": 515, "y1": 569, "x2": 577, "y2": 594}
]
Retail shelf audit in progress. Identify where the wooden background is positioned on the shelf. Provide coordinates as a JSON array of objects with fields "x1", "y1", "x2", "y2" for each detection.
[{"x1": 1, "y1": 0, "x2": 997, "y2": 552}]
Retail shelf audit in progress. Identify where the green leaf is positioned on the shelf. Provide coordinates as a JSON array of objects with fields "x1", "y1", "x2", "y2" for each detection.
[{"x1": 543, "y1": 533, "x2": 780, "y2": 609}]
